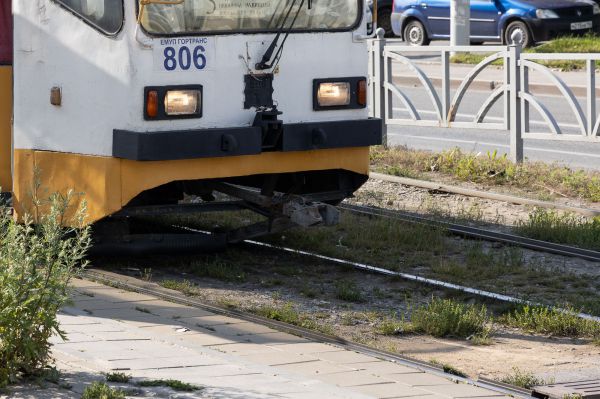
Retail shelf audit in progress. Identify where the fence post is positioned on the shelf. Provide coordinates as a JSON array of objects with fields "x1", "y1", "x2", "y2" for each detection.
[
  {"x1": 587, "y1": 59, "x2": 596, "y2": 136},
  {"x1": 441, "y1": 50, "x2": 450, "y2": 126},
  {"x1": 508, "y1": 43, "x2": 523, "y2": 163},
  {"x1": 373, "y1": 31, "x2": 388, "y2": 147}
]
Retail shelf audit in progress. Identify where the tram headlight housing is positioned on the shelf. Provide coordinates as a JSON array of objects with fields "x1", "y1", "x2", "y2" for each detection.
[
  {"x1": 165, "y1": 90, "x2": 201, "y2": 116},
  {"x1": 317, "y1": 82, "x2": 351, "y2": 107},
  {"x1": 313, "y1": 78, "x2": 368, "y2": 111},
  {"x1": 144, "y1": 85, "x2": 203, "y2": 120}
]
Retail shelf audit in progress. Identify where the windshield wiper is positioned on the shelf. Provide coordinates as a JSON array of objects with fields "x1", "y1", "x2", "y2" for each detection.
[{"x1": 255, "y1": 0, "x2": 306, "y2": 71}]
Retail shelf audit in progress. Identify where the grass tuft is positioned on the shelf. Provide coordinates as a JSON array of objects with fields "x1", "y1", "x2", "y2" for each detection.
[
  {"x1": 252, "y1": 303, "x2": 334, "y2": 335},
  {"x1": 500, "y1": 367, "x2": 549, "y2": 389},
  {"x1": 429, "y1": 359, "x2": 468, "y2": 378},
  {"x1": 335, "y1": 280, "x2": 364, "y2": 302},
  {"x1": 411, "y1": 297, "x2": 492, "y2": 340},
  {"x1": 371, "y1": 146, "x2": 600, "y2": 202},
  {"x1": 500, "y1": 304, "x2": 600, "y2": 338},
  {"x1": 189, "y1": 257, "x2": 246, "y2": 282},
  {"x1": 450, "y1": 34, "x2": 600, "y2": 71},
  {"x1": 136, "y1": 379, "x2": 201, "y2": 391},
  {"x1": 82, "y1": 382, "x2": 125, "y2": 399},
  {"x1": 105, "y1": 372, "x2": 130, "y2": 383},
  {"x1": 159, "y1": 279, "x2": 197, "y2": 296},
  {"x1": 516, "y1": 208, "x2": 600, "y2": 251}
]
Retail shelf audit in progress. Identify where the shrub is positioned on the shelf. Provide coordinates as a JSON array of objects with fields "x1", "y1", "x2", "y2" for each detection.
[
  {"x1": 411, "y1": 297, "x2": 492, "y2": 340},
  {"x1": 0, "y1": 191, "x2": 91, "y2": 387}
]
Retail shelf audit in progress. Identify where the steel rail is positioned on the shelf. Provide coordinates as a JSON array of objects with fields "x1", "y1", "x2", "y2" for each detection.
[
  {"x1": 245, "y1": 239, "x2": 600, "y2": 323},
  {"x1": 338, "y1": 203, "x2": 600, "y2": 263},
  {"x1": 83, "y1": 269, "x2": 532, "y2": 399}
]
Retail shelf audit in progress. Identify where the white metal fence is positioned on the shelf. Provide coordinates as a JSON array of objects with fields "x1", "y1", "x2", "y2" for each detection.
[{"x1": 368, "y1": 38, "x2": 600, "y2": 162}]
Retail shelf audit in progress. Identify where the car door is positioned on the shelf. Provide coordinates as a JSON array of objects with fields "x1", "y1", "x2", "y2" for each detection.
[
  {"x1": 419, "y1": 0, "x2": 450, "y2": 38},
  {"x1": 470, "y1": 0, "x2": 501, "y2": 39}
]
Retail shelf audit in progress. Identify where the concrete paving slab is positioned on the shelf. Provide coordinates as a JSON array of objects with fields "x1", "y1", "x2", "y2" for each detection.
[
  {"x1": 352, "y1": 361, "x2": 424, "y2": 376},
  {"x1": 181, "y1": 314, "x2": 249, "y2": 326},
  {"x1": 317, "y1": 370, "x2": 397, "y2": 387},
  {"x1": 239, "y1": 351, "x2": 320, "y2": 366},
  {"x1": 272, "y1": 342, "x2": 342, "y2": 355},
  {"x1": 419, "y1": 384, "x2": 506, "y2": 398},
  {"x1": 204, "y1": 321, "x2": 278, "y2": 337},
  {"x1": 243, "y1": 331, "x2": 311, "y2": 345},
  {"x1": 313, "y1": 349, "x2": 387, "y2": 365},
  {"x1": 276, "y1": 359, "x2": 356, "y2": 375},
  {"x1": 26, "y1": 279, "x2": 512, "y2": 399},
  {"x1": 352, "y1": 382, "x2": 434, "y2": 398},
  {"x1": 208, "y1": 342, "x2": 285, "y2": 356},
  {"x1": 389, "y1": 372, "x2": 457, "y2": 387}
]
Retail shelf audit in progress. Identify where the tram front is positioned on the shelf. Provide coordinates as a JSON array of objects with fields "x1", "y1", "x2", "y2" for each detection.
[{"x1": 12, "y1": 0, "x2": 382, "y2": 224}]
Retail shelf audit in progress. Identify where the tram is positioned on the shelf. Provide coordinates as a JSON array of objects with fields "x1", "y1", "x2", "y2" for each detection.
[{"x1": 3, "y1": 0, "x2": 381, "y2": 239}]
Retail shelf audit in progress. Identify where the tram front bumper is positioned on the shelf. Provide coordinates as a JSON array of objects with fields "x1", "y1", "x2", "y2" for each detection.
[{"x1": 113, "y1": 118, "x2": 383, "y2": 161}]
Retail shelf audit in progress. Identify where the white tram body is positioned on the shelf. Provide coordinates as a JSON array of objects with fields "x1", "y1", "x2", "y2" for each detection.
[{"x1": 6, "y1": 0, "x2": 381, "y2": 224}]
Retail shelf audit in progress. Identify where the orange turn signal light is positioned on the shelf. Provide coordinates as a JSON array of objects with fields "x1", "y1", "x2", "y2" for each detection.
[
  {"x1": 146, "y1": 90, "x2": 159, "y2": 118},
  {"x1": 357, "y1": 79, "x2": 367, "y2": 107}
]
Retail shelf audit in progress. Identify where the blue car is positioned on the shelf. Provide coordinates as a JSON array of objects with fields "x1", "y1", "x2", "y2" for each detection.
[{"x1": 391, "y1": 0, "x2": 600, "y2": 47}]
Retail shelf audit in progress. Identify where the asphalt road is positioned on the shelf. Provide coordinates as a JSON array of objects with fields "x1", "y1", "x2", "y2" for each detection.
[{"x1": 388, "y1": 85, "x2": 600, "y2": 169}]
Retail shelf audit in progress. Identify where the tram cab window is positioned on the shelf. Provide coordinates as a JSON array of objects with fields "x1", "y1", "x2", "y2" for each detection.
[
  {"x1": 141, "y1": 0, "x2": 360, "y2": 35},
  {"x1": 55, "y1": 0, "x2": 124, "y2": 35},
  {"x1": 0, "y1": 1, "x2": 12, "y2": 65}
]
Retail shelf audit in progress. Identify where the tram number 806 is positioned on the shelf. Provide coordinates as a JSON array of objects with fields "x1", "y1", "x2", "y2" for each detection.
[{"x1": 164, "y1": 45, "x2": 206, "y2": 71}]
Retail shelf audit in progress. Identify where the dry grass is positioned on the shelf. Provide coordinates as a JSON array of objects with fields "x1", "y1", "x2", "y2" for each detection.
[{"x1": 371, "y1": 146, "x2": 600, "y2": 202}]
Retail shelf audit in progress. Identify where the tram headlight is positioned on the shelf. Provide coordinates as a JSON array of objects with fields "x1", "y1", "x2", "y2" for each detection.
[
  {"x1": 316, "y1": 82, "x2": 351, "y2": 107},
  {"x1": 144, "y1": 85, "x2": 203, "y2": 120},
  {"x1": 313, "y1": 78, "x2": 367, "y2": 110},
  {"x1": 165, "y1": 90, "x2": 201, "y2": 116}
]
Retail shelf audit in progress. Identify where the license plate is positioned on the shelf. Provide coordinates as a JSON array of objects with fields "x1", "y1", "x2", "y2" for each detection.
[{"x1": 571, "y1": 21, "x2": 593, "y2": 30}]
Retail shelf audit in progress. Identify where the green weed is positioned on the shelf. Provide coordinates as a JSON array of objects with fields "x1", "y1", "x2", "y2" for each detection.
[
  {"x1": 500, "y1": 367, "x2": 549, "y2": 389},
  {"x1": 189, "y1": 257, "x2": 246, "y2": 282},
  {"x1": 82, "y1": 382, "x2": 125, "y2": 399},
  {"x1": 0, "y1": 190, "x2": 90, "y2": 387},
  {"x1": 159, "y1": 279, "x2": 197, "y2": 296},
  {"x1": 371, "y1": 146, "x2": 600, "y2": 202},
  {"x1": 252, "y1": 303, "x2": 334, "y2": 335},
  {"x1": 516, "y1": 208, "x2": 600, "y2": 251},
  {"x1": 335, "y1": 280, "x2": 364, "y2": 302},
  {"x1": 429, "y1": 359, "x2": 468, "y2": 378},
  {"x1": 500, "y1": 304, "x2": 600, "y2": 338},
  {"x1": 411, "y1": 297, "x2": 492, "y2": 340},
  {"x1": 105, "y1": 372, "x2": 130, "y2": 383}
]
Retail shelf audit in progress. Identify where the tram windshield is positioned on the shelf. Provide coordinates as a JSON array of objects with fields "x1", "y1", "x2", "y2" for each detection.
[{"x1": 140, "y1": 0, "x2": 360, "y2": 35}]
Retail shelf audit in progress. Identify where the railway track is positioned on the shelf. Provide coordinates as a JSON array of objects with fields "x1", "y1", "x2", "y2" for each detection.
[
  {"x1": 339, "y1": 202, "x2": 600, "y2": 263},
  {"x1": 83, "y1": 268, "x2": 532, "y2": 399}
]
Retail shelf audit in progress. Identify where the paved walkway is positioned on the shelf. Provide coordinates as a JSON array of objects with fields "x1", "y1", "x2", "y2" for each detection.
[{"x1": 4, "y1": 278, "x2": 511, "y2": 399}]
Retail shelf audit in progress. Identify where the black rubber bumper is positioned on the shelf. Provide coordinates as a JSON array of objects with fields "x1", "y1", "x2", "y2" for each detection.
[
  {"x1": 113, "y1": 118, "x2": 383, "y2": 161},
  {"x1": 528, "y1": 15, "x2": 600, "y2": 42}
]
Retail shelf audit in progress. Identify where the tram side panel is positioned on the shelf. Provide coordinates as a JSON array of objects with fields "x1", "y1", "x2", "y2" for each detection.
[
  {"x1": 12, "y1": 0, "x2": 379, "y2": 224},
  {"x1": 0, "y1": 1, "x2": 12, "y2": 193}
]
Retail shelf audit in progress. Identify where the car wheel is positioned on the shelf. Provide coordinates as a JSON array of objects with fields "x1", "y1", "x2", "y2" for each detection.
[
  {"x1": 377, "y1": 7, "x2": 393, "y2": 37},
  {"x1": 504, "y1": 21, "x2": 533, "y2": 47},
  {"x1": 403, "y1": 20, "x2": 430, "y2": 46}
]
